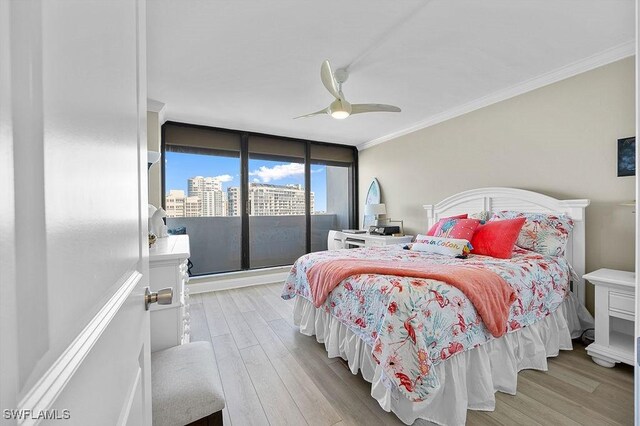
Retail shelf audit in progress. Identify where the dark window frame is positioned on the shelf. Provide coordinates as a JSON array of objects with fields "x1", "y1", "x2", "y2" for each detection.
[{"x1": 160, "y1": 120, "x2": 359, "y2": 274}]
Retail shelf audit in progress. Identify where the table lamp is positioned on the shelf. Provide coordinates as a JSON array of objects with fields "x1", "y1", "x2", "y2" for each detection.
[{"x1": 365, "y1": 203, "x2": 387, "y2": 226}]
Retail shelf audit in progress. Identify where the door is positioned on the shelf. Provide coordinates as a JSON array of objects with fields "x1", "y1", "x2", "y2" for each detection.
[{"x1": 0, "y1": 0, "x2": 151, "y2": 425}]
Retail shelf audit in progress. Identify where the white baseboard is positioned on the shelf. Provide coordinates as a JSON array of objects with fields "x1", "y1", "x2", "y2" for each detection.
[{"x1": 187, "y1": 266, "x2": 290, "y2": 294}]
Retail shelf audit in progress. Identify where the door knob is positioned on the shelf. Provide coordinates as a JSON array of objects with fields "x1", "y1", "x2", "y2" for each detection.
[{"x1": 145, "y1": 287, "x2": 173, "y2": 310}]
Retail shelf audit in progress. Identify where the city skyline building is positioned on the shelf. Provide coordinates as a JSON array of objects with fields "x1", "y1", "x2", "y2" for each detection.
[
  {"x1": 188, "y1": 176, "x2": 227, "y2": 217},
  {"x1": 166, "y1": 177, "x2": 314, "y2": 217}
]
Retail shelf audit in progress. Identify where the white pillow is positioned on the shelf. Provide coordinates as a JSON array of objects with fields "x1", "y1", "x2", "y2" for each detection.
[{"x1": 412, "y1": 235, "x2": 473, "y2": 257}]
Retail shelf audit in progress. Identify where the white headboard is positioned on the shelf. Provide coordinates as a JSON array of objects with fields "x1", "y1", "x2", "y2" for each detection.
[{"x1": 423, "y1": 187, "x2": 590, "y2": 304}]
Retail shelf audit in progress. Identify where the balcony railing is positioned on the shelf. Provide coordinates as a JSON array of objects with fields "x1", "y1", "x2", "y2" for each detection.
[{"x1": 166, "y1": 214, "x2": 338, "y2": 275}]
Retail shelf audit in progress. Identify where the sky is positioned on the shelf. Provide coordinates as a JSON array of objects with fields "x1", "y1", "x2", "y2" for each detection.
[{"x1": 165, "y1": 151, "x2": 327, "y2": 212}]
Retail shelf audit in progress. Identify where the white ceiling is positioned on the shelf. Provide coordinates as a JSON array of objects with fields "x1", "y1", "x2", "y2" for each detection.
[{"x1": 147, "y1": 0, "x2": 635, "y2": 148}]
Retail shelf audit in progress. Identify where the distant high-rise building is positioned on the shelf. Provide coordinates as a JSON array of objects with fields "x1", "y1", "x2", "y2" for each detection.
[
  {"x1": 227, "y1": 187, "x2": 240, "y2": 216},
  {"x1": 184, "y1": 196, "x2": 202, "y2": 217},
  {"x1": 165, "y1": 190, "x2": 186, "y2": 218},
  {"x1": 243, "y1": 183, "x2": 313, "y2": 216},
  {"x1": 167, "y1": 180, "x2": 313, "y2": 217},
  {"x1": 187, "y1": 176, "x2": 227, "y2": 217},
  {"x1": 188, "y1": 176, "x2": 222, "y2": 195}
]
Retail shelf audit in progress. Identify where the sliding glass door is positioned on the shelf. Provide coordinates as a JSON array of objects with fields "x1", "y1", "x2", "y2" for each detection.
[
  {"x1": 310, "y1": 144, "x2": 356, "y2": 252},
  {"x1": 248, "y1": 136, "x2": 307, "y2": 268},
  {"x1": 162, "y1": 122, "x2": 357, "y2": 276}
]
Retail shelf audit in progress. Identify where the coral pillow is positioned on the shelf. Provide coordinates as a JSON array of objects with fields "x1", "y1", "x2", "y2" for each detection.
[
  {"x1": 427, "y1": 213, "x2": 469, "y2": 237},
  {"x1": 429, "y1": 218, "x2": 480, "y2": 241},
  {"x1": 470, "y1": 217, "x2": 526, "y2": 259},
  {"x1": 426, "y1": 214, "x2": 469, "y2": 236}
]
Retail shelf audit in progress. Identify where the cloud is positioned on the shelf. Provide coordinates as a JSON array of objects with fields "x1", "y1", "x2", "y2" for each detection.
[
  {"x1": 213, "y1": 174, "x2": 234, "y2": 182},
  {"x1": 249, "y1": 163, "x2": 304, "y2": 183}
]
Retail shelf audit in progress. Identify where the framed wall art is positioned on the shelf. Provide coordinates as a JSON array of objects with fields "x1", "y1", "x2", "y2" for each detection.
[{"x1": 617, "y1": 136, "x2": 635, "y2": 177}]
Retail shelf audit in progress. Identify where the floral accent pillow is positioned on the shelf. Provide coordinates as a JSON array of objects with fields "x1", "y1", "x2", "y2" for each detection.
[
  {"x1": 429, "y1": 218, "x2": 480, "y2": 241},
  {"x1": 490, "y1": 211, "x2": 574, "y2": 256},
  {"x1": 469, "y1": 211, "x2": 491, "y2": 222}
]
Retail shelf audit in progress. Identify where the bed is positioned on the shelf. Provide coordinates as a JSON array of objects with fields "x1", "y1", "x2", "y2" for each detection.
[{"x1": 281, "y1": 187, "x2": 592, "y2": 426}]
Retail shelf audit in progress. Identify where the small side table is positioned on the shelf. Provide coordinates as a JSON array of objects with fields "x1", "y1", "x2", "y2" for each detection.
[{"x1": 583, "y1": 268, "x2": 635, "y2": 367}]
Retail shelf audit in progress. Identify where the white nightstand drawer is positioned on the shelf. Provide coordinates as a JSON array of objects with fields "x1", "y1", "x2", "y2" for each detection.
[{"x1": 609, "y1": 290, "x2": 635, "y2": 317}]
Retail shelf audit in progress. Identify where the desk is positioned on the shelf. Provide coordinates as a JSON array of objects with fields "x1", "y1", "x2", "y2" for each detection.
[{"x1": 328, "y1": 231, "x2": 413, "y2": 250}]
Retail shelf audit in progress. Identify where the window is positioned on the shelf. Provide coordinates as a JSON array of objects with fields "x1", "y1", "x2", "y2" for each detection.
[
  {"x1": 162, "y1": 125, "x2": 242, "y2": 275},
  {"x1": 162, "y1": 122, "x2": 357, "y2": 275}
]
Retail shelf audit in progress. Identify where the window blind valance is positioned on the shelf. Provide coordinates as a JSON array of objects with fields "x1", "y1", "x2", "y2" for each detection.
[
  {"x1": 310, "y1": 143, "x2": 355, "y2": 164},
  {"x1": 164, "y1": 122, "x2": 356, "y2": 165},
  {"x1": 164, "y1": 123, "x2": 240, "y2": 152}
]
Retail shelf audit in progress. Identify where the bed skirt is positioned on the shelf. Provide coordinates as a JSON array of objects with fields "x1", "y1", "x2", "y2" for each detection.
[{"x1": 293, "y1": 294, "x2": 586, "y2": 426}]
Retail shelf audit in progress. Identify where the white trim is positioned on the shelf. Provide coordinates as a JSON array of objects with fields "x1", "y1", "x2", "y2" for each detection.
[
  {"x1": 146, "y1": 98, "x2": 166, "y2": 124},
  {"x1": 423, "y1": 187, "x2": 589, "y2": 305},
  {"x1": 17, "y1": 271, "x2": 143, "y2": 426},
  {"x1": 357, "y1": 41, "x2": 635, "y2": 151},
  {"x1": 188, "y1": 267, "x2": 290, "y2": 294},
  {"x1": 117, "y1": 367, "x2": 142, "y2": 426}
]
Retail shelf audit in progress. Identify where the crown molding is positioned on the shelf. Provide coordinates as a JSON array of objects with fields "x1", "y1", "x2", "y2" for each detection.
[{"x1": 357, "y1": 40, "x2": 635, "y2": 151}]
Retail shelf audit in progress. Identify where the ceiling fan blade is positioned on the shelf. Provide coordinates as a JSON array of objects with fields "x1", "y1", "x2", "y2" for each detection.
[
  {"x1": 320, "y1": 60, "x2": 341, "y2": 99},
  {"x1": 350, "y1": 104, "x2": 401, "y2": 115},
  {"x1": 293, "y1": 107, "x2": 329, "y2": 119}
]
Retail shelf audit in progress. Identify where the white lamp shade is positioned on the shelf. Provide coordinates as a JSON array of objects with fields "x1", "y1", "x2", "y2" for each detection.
[{"x1": 365, "y1": 203, "x2": 386, "y2": 216}]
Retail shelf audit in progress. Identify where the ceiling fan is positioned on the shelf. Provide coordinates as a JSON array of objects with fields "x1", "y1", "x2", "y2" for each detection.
[{"x1": 294, "y1": 60, "x2": 401, "y2": 120}]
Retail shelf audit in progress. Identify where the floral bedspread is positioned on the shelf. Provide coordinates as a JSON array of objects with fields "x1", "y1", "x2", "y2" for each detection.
[{"x1": 281, "y1": 244, "x2": 572, "y2": 402}]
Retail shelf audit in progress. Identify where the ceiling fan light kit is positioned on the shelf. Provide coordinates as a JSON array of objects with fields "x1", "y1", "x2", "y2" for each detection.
[
  {"x1": 329, "y1": 99, "x2": 351, "y2": 119},
  {"x1": 295, "y1": 59, "x2": 401, "y2": 120}
]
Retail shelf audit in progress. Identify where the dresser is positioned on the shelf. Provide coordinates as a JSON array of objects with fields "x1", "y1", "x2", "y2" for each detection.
[
  {"x1": 328, "y1": 231, "x2": 413, "y2": 250},
  {"x1": 149, "y1": 235, "x2": 191, "y2": 352},
  {"x1": 584, "y1": 268, "x2": 635, "y2": 367}
]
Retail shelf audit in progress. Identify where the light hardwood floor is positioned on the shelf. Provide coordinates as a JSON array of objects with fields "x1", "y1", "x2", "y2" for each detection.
[{"x1": 189, "y1": 284, "x2": 634, "y2": 426}]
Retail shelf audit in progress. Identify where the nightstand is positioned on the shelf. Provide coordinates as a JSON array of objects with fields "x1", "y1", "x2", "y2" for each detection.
[{"x1": 583, "y1": 268, "x2": 635, "y2": 367}]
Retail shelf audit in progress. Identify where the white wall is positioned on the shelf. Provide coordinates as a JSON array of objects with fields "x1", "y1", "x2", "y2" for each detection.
[
  {"x1": 359, "y1": 57, "x2": 636, "y2": 313},
  {"x1": 147, "y1": 110, "x2": 162, "y2": 207}
]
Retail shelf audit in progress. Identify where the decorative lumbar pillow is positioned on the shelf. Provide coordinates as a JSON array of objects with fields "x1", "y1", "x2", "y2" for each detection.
[
  {"x1": 491, "y1": 211, "x2": 574, "y2": 256},
  {"x1": 426, "y1": 214, "x2": 468, "y2": 236},
  {"x1": 413, "y1": 235, "x2": 473, "y2": 257},
  {"x1": 470, "y1": 217, "x2": 526, "y2": 259},
  {"x1": 428, "y1": 218, "x2": 480, "y2": 241}
]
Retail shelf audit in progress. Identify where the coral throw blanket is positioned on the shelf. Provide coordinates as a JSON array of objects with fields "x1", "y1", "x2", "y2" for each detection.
[{"x1": 306, "y1": 259, "x2": 516, "y2": 337}]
